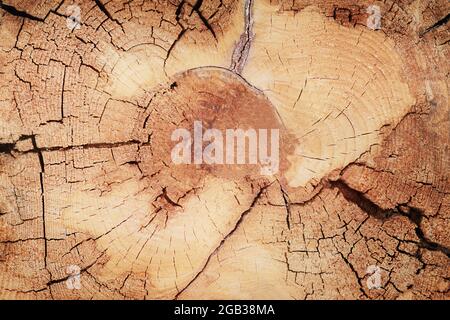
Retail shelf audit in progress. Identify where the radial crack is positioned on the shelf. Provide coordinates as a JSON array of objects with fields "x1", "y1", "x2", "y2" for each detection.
[{"x1": 230, "y1": 0, "x2": 254, "y2": 74}]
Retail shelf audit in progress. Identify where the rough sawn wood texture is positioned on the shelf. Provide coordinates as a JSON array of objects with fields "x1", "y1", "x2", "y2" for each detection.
[{"x1": 0, "y1": 0, "x2": 449, "y2": 299}]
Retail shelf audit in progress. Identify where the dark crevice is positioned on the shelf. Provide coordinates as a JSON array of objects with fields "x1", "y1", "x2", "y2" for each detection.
[
  {"x1": 0, "y1": 2, "x2": 44, "y2": 21},
  {"x1": 0, "y1": 143, "x2": 15, "y2": 155},
  {"x1": 28, "y1": 135, "x2": 45, "y2": 173},
  {"x1": 421, "y1": 13, "x2": 450, "y2": 36},
  {"x1": 159, "y1": 187, "x2": 182, "y2": 208},
  {"x1": 2, "y1": 137, "x2": 144, "y2": 162},
  {"x1": 329, "y1": 180, "x2": 395, "y2": 220},
  {"x1": 280, "y1": 185, "x2": 291, "y2": 230},
  {"x1": 123, "y1": 160, "x2": 142, "y2": 174},
  {"x1": 402, "y1": 206, "x2": 450, "y2": 257},
  {"x1": 0, "y1": 0, "x2": 65, "y2": 23},
  {"x1": 142, "y1": 113, "x2": 152, "y2": 129},
  {"x1": 164, "y1": 1, "x2": 195, "y2": 71},
  {"x1": 332, "y1": 7, "x2": 353, "y2": 22},
  {"x1": 61, "y1": 67, "x2": 66, "y2": 120},
  {"x1": 175, "y1": 0, "x2": 185, "y2": 21},
  {"x1": 189, "y1": 0, "x2": 216, "y2": 40},
  {"x1": 165, "y1": 28, "x2": 187, "y2": 63},
  {"x1": 196, "y1": 11, "x2": 216, "y2": 39},
  {"x1": 94, "y1": 0, "x2": 123, "y2": 30},
  {"x1": 26, "y1": 135, "x2": 48, "y2": 268},
  {"x1": 189, "y1": 0, "x2": 203, "y2": 15},
  {"x1": 330, "y1": 179, "x2": 450, "y2": 258},
  {"x1": 21, "y1": 138, "x2": 142, "y2": 154},
  {"x1": 94, "y1": 0, "x2": 114, "y2": 20}
]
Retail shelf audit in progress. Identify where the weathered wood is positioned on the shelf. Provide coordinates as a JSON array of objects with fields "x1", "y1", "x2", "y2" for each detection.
[{"x1": 0, "y1": 0, "x2": 448, "y2": 299}]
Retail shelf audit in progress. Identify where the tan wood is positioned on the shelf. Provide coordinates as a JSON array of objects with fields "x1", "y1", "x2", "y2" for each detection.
[{"x1": 0, "y1": 0, "x2": 448, "y2": 299}]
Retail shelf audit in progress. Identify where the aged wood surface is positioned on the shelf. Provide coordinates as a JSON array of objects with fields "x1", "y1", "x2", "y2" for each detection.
[{"x1": 0, "y1": 0, "x2": 449, "y2": 299}]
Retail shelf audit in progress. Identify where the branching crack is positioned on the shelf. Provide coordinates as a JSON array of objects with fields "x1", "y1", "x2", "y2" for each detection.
[
  {"x1": 0, "y1": 1, "x2": 44, "y2": 21},
  {"x1": 420, "y1": 13, "x2": 450, "y2": 36},
  {"x1": 190, "y1": 0, "x2": 217, "y2": 40},
  {"x1": 174, "y1": 182, "x2": 272, "y2": 299},
  {"x1": 330, "y1": 179, "x2": 450, "y2": 258}
]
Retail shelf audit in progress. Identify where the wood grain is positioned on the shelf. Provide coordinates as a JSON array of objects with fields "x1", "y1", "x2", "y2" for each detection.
[{"x1": 0, "y1": 0, "x2": 448, "y2": 299}]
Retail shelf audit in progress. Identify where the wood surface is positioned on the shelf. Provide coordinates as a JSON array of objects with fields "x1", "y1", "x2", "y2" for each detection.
[{"x1": 0, "y1": 0, "x2": 449, "y2": 299}]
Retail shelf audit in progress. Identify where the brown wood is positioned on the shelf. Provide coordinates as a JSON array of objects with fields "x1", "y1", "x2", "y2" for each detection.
[{"x1": 0, "y1": 0, "x2": 448, "y2": 299}]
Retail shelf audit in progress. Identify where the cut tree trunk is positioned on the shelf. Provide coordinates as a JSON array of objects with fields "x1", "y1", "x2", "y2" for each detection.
[{"x1": 0, "y1": 0, "x2": 448, "y2": 299}]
